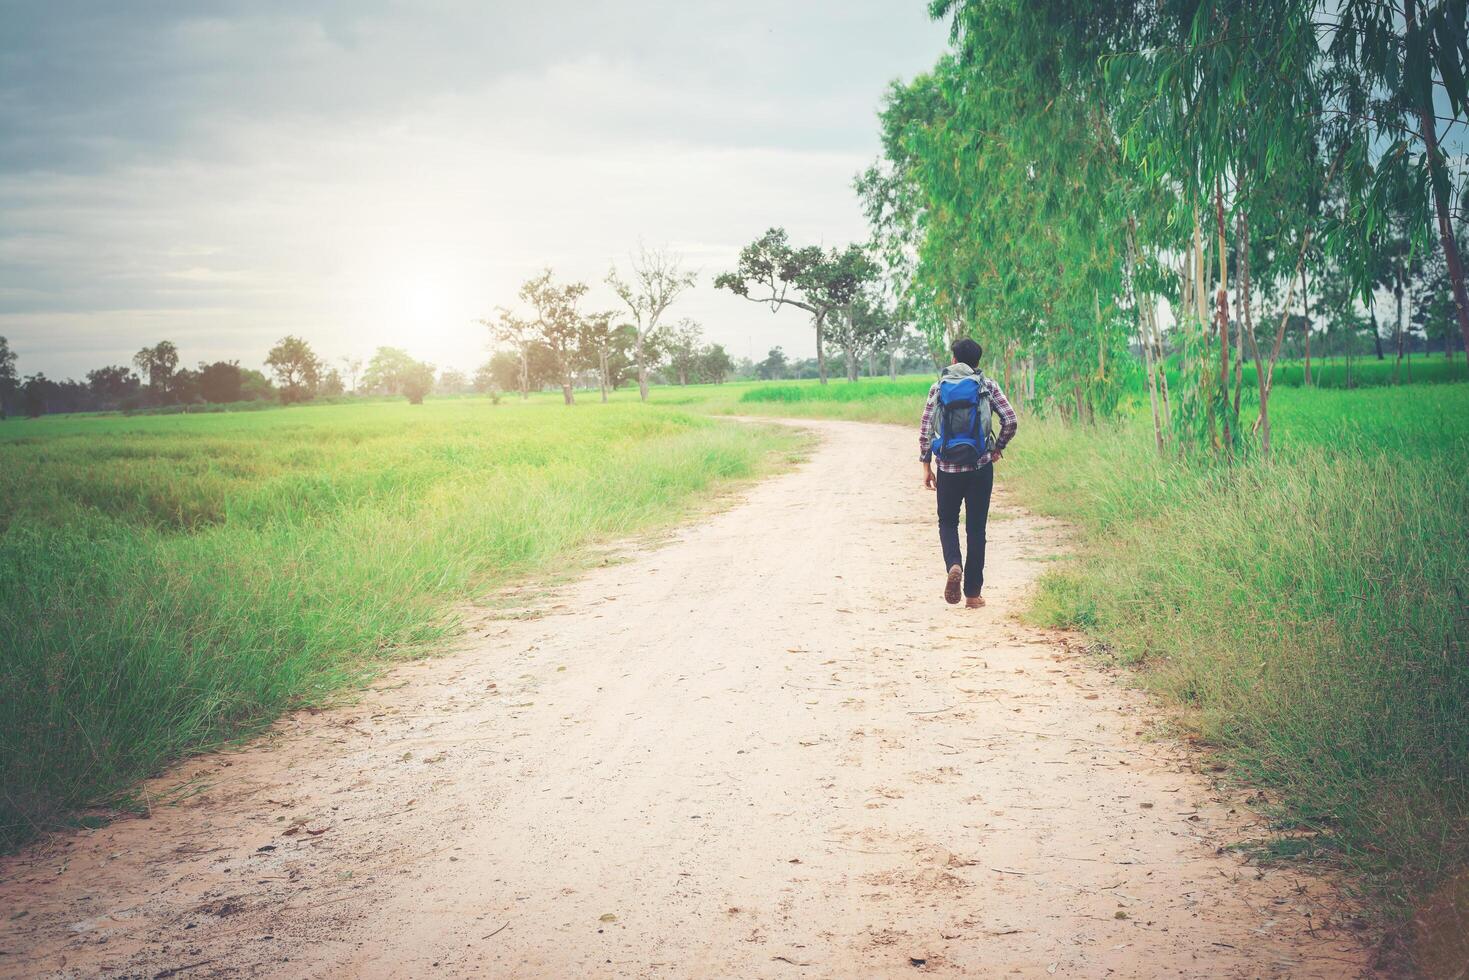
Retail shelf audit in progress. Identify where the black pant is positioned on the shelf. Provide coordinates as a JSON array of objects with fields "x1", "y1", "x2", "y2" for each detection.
[{"x1": 936, "y1": 465, "x2": 994, "y2": 598}]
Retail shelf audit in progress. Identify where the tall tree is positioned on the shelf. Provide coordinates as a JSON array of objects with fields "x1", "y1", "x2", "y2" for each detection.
[
  {"x1": 481, "y1": 310, "x2": 536, "y2": 399},
  {"x1": 362, "y1": 346, "x2": 417, "y2": 395},
  {"x1": 339, "y1": 357, "x2": 363, "y2": 394},
  {"x1": 1328, "y1": 0, "x2": 1469, "y2": 359},
  {"x1": 132, "y1": 341, "x2": 179, "y2": 404},
  {"x1": 197, "y1": 361, "x2": 244, "y2": 403},
  {"x1": 520, "y1": 268, "x2": 588, "y2": 405},
  {"x1": 663, "y1": 318, "x2": 704, "y2": 386},
  {"x1": 265, "y1": 335, "x2": 322, "y2": 403},
  {"x1": 696, "y1": 343, "x2": 735, "y2": 383},
  {"x1": 0, "y1": 336, "x2": 18, "y2": 419},
  {"x1": 608, "y1": 245, "x2": 696, "y2": 401},
  {"x1": 86, "y1": 365, "x2": 140, "y2": 407},
  {"x1": 399, "y1": 360, "x2": 436, "y2": 404},
  {"x1": 715, "y1": 228, "x2": 859, "y2": 385},
  {"x1": 577, "y1": 311, "x2": 626, "y2": 402}
]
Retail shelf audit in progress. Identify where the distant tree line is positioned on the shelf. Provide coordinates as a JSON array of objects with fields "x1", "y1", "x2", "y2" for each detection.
[
  {"x1": 0, "y1": 334, "x2": 443, "y2": 418},
  {"x1": 481, "y1": 255, "x2": 735, "y2": 404}
]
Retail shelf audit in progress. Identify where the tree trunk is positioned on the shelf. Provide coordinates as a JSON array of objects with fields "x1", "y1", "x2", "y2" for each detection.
[
  {"x1": 1372, "y1": 305, "x2": 1384, "y2": 359},
  {"x1": 815, "y1": 314, "x2": 829, "y2": 385},
  {"x1": 1407, "y1": 0, "x2": 1469, "y2": 360},
  {"x1": 1215, "y1": 184, "x2": 1231, "y2": 454},
  {"x1": 599, "y1": 350, "x2": 609, "y2": 403},
  {"x1": 519, "y1": 350, "x2": 529, "y2": 399},
  {"x1": 636, "y1": 332, "x2": 649, "y2": 402},
  {"x1": 1302, "y1": 265, "x2": 1312, "y2": 386},
  {"x1": 888, "y1": 349, "x2": 897, "y2": 380},
  {"x1": 1233, "y1": 208, "x2": 1249, "y2": 421},
  {"x1": 1394, "y1": 277, "x2": 1405, "y2": 383},
  {"x1": 1194, "y1": 210, "x2": 1209, "y2": 334}
]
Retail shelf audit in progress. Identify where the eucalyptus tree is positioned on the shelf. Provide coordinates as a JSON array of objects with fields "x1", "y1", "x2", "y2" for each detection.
[
  {"x1": 607, "y1": 245, "x2": 696, "y2": 401},
  {"x1": 873, "y1": 22, "x2": 1135, "y2": 421},
  {"x1": 1326, "y1": 0, "x2": 1469, "y2": 357}
]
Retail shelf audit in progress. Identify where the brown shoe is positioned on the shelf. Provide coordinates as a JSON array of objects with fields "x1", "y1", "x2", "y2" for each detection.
[
  {"x1": 944, "y1": 565, "x2": 963, "y2": 604},
  {"x1": 965, "y1": 594, "x2": 986, "y2": 609}
]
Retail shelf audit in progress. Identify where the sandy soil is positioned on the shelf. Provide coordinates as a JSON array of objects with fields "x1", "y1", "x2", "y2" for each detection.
[{"x1": 0, "y1": 419, "x2": 1373, "y2": 979}]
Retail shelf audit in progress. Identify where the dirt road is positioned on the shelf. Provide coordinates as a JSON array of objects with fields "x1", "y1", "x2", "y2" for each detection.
[{"x1": 0, "y1": 419, "x2": 1370, "y2": 978}]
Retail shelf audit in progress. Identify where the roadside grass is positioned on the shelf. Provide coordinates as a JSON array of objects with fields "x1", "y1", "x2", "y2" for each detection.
[
  {"x1": 1164, "y1": 354, "x2": 1468, "y2": 390},
  {"x1": 1002, "y1": 384, "x2": 1469, "y2": 912},
  {"x1": 661, "y1": 372, "x2": 1468, "y2": 914},
  {"x1": 0, "y1": 400, "x2": 802, "y2": 848}
]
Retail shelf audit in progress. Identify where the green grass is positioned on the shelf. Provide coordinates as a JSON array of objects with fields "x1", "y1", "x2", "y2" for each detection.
[
  {"x1": 0, "y1": 400, "x2": 802, "y2": 847},
  {"x1": 7, "y1": 367, "x2": 1466, "y2": 925},
  {"x1": 1001, "y1": 384, "x2": 1469, "y2": 912},
  {"x1": 1164, "y1": 353, "x2": 1469, "y2": 391}
]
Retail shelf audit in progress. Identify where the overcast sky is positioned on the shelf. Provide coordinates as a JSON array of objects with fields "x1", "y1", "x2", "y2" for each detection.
[{"x1": 0, "y1": 2, "x2": 949, "y2": 380}]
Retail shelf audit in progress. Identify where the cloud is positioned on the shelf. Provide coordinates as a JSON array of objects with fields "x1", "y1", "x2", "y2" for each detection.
[{"x1": 0, "y1": 1, "x2": 947, "y2": 377}]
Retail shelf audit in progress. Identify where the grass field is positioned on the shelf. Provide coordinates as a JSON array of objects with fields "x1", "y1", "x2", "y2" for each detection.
[
  {"x1": 5, "y1": 370, "x2": 1465, "y2": 921},
  {"x1": 1006, "y1": 384, "x2": 1469, "y2": 912},
  {"x1": 0, "y1": 402, "x2": 803, "y2": 846}
]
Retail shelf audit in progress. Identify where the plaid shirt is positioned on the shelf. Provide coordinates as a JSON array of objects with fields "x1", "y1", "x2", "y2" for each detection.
[{"x1": 919, "y1": 373, "x2": 1018, "y2": 472}]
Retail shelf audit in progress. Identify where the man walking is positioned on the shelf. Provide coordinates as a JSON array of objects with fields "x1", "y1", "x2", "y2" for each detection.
[{"x1": 919, "y1": 338, "x2": 1018, "y2": 607}]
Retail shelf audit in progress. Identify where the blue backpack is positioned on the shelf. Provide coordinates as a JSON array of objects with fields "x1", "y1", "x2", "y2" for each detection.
[{"x1": 931, "y1": 373, "x2": 993, "y2": 466}]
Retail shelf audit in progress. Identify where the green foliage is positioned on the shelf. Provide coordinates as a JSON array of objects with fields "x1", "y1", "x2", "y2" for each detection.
[
  {"x1": 0, "y1": 401, "x2": 800, "y2": 847},
  {"x1": 362, "y1": 346, "x2": 435, "y2": 403},
  {"x1": 1005, "y1": 384, "x2": 1469, "y2": 910},
  {"x1": 264, "y1": 335, "x2": 322, "y2": 404}
]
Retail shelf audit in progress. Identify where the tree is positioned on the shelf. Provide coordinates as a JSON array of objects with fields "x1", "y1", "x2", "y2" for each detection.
[
  {"x1": 608, "y1": 244, "x2": 696, "y2": 401},
  {"x1": 339, "y1": 357, "x2": 363, "y2": 394},
  {"x1": 240, "y1": 369, "x2": 276, "y2": 402},
  {"x1": 696, "y1": 343, "x2": 735, "y2": 384},
  {"x1": 482, "y1": 351, "x2": 521, "y2": 393},
  {"x1": 663, "y1": 318, "x2": 704, "y2": 386},
  {"x1": 756, "y1": 346, "x2": 789, "y2": 380},
  {"x1": 0, "y1": 336, "x2": 16, "y2": 419},
  {"x1": 132, "y1": 341, "x2": 179, "y2": 404},
  {"x1": 319, "y1": 368, "x2": 345, "y2": 398},
  {"x1": 820, "y1": 247, "x2": 884, "y2": 382},
  {"x1": 87, "y1": 364, "x2": 141, "y2": 407},
  {"x1": 577, "y1": 310, "x2": 627, "y2": 402},
  {"x1": 520, "y1": 268, "x2": 588, "y2": 405},
  {"x1": 265, "y1": 335, "x2": 322, "y2": 403},
  {"x1": 472, "y1": 360, "x2": 499, "y2": 394},
  {"x1": 21, "y1": 373, "x2": 47, "y2": 417},
  {"x1": 400, "y1": 361, "x2": 436, "y2": 404},
  {"x1": 1328, "y1": 0, "x2": 1469, "y2": 364},
  {"x1": 716, "y1": 230, "x2": 876, "y2": 385},
  {"x1": 362, "y1": 347, "x2": 417, "y2": 395},
  {"x1": 168, "y1": 367, "x2": 202, "y2": 405},
  {"x1": 437, "y1": 368, "x2": 469, "y2": 394},
  {"x1": 480, "y1": 309, "x2": 536, "y2": 399},
  {"x1": 197, "y1": 361, "x2": 243, "y2": 403}
]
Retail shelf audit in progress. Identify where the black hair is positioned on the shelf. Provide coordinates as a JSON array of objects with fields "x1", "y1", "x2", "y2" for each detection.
[{"x1": 951, "y1": 337, "x2": 982, "y2": 368}]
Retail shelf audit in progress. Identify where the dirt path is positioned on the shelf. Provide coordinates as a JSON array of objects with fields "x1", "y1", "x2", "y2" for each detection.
[{"x1": 1, "y1": 419, "x2": 1370, "y2": 979}]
